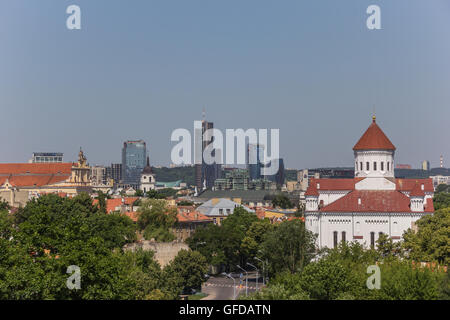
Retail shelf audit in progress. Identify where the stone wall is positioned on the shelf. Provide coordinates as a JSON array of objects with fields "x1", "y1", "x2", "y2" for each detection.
[{"x1": 123, "y1": 240, "x2": 189, "y2": 267}]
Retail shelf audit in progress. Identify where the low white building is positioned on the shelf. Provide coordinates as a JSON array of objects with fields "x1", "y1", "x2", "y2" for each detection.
[
  {"x1": 305, "y1": 116, "x2": 434, "y2": 249},
  {"x1": 430, "y1": 175, "x2": 450, "y2": 190}
]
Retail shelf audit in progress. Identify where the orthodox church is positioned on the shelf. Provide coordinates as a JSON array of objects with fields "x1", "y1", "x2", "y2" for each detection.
[{"x1": 304, "y1": 116, "x2": 434, "y2": 249}]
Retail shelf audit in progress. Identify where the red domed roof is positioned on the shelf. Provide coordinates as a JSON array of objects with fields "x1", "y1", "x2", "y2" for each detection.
[{"x1": 353, "y1": 116, "x2": 396, "y2": 151}]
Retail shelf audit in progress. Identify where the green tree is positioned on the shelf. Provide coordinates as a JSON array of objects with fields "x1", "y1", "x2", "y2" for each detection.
[
  {"x1": 402, "y1": 207, "x2": 450, "y2": 265},
  {"x1": 261, "y1": 219, "x2": 316, "y2": 274},
  {"x1": 137, "y1": 199, "x2": 177, "y2": 242},
  {"x1": 271, "y1": 194, "x2": 293, "y2": 209},
  {"x1": 433, "y1": 192, "x2": 450, "y2": 211},
  {"x1": 164, "y1": 250, "x2": 208, "y2": 292},
  {"x1": 376, "y1": 233, "x2": 403, "y2": 260},
  {"x1": 241, "y1": 219, "x2": 274, "y2": 259},
  {"x1": 96, "y1": 191, "x2": 108, "y2": 214},
  {"x1": 435, "y1": 183, "x2": 450, "y2": 194},
  {"x1": 298, "y1": 258, "x2": 357, "y2": 300},
  {"x1": 370, "y1": 260, "x2": 443, "y2": 300}
]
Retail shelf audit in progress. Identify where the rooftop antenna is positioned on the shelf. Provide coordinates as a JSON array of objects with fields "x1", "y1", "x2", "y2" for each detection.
[{"x1": 202, "y1": 107, "x2": 206, "y2": 122}]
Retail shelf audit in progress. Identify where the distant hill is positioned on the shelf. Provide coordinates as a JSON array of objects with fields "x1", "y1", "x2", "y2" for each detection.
[
  {"x1": 152, "y1": 166, "x2": 195, "y2": 186},
  {"x1": 395, "y1": 167, "x2": 450, "y2": 179}
]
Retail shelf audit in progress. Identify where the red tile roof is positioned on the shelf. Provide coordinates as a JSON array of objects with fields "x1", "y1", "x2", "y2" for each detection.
[
  {"x1": 320, "y1": 190, "x2": 432, "y2": 213},
  {"x1": 0, "y1": 163, "x2": 72, "y2": 175},
  {"x1": 177, "y1": 211, "x2": 212, "y2": 223},
  {"x1": 124, "y1": 211, "x2": 139, "y2": 222},
  {"x1": 0, "y1": 175, "x2": 69, "y2": 187},
  {"x1": 0, "y1": 163, "x2": 72, "y2": 188},
  {"x1": 396, "y1": 178, "x2": 433, "y2": 193},
  {"x1": 410, "y1": 181, "x2": 425, "y2": 197},
  {"x1": 353, "y1": 118, "x2": 396, "y2": 151},
  {"x1": 305, "y1": 181, "x2": 319, "y2": 196},
  {"x1": 309, "y1": 178, "x2": 362, "y2": 191},
  {"x1": 93, "y1": 197, "x2": 140, "y2": 213}
]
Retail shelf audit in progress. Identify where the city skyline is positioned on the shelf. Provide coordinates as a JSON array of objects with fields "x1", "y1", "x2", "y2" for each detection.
[{"x1": 1, "y1": 1, "x2": 449, "y2": 168}]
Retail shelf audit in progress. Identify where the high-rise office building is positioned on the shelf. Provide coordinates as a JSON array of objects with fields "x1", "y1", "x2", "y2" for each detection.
[
  {"x1": 91, "y1": 166, "x2": 107, "y2": 185},
  {"x1": 264, "y1": 158, "x2": 285, "y2": 186},
  {"x1": 421, "y1": 160, "x2": 430, "y2": 171},
  {"x1": 122, "y1": 140, "x2": 146, "y2": 188},
  {"x1": 105, "y1": 163, "x2": 122, "y2": 185},
  {"x1": 195, "y1": 118, "x2": 221, "y2": 190},
  {"x1": 247, "y1": 143, "x2": 265, "y2": 181}
]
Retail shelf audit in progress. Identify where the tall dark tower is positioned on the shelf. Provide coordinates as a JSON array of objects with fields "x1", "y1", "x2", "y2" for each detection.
[{"x1": 194, "y1": 110, "x2": 221, "y2": 190}]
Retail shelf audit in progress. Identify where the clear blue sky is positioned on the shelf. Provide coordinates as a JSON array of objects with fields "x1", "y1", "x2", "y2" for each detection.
[{"x1": 0, "y1": 0, "x2": 449, "y2": 169}]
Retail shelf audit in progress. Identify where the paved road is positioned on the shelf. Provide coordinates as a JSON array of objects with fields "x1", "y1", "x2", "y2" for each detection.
[{"x1": 201, "y1": 273, "x2": 263, "y2": 300}]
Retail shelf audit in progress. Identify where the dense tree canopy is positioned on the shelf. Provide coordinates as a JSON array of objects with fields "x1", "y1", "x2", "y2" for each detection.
[
  {"x1": 402, "y1": 207, "x2": 450, "y2": 265},
  {"x1": 0, "y1": 193, "x2": 192, "y2": 300},
  {"x1": 246, "y1": 241, "x2": 447, "y2": 300},
  {"x1": 271, "y1": 194, "x2": 294, "y2": 209},
  {"x1": 187, "y1": 207, "x2": 261, "y2": 270},
  {"x1": 261, "y1": 219, "x2": 316, "y2": 274},
  {"x1": 137, "y1": 199, "x2": 177, "y2": 242}
]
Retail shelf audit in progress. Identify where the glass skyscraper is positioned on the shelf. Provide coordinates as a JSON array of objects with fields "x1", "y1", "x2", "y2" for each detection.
[{"x1": 122, "y1": 140, "x2": 146, "y2": 188}]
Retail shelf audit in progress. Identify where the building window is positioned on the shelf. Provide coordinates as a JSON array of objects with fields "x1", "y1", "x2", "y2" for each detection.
[
  {"x1": 366, "y1": 162, "x2": 370, "y2": 171},
  {"x1": 370, "y1": 232, "x2": 375, "y2": 248},
  {"x1": 373, "y1": 162, "x2": 377, "y2": 171},
  {"x1": 219, "y1": 209, "x2": 223, "y2": 215},
  {"x1": 381, "y1": 162, "x2": 384, "y2": 171},
  {"x1": 360, "y1": 162, "x2": 363, "y2": 171},
  {"x1": 333, "y1": 231, "x2": 338, "y2": 248},
  {"x1": 341, "y1": 231, "x2": 346, "y2": 243}
]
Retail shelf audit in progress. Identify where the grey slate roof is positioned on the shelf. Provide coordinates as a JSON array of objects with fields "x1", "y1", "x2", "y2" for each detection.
[{"x1": 196, "y1": 198, "x2": 255, "y2": 217}]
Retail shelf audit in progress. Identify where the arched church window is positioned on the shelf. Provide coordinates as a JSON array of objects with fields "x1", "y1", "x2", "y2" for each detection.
[
  {"x1": 366, "y1": 162, "x2": 370, "y2": 171},
  {"x1": 381, "y1": 162, "x2": 384, "y2": 171},
  {"x1": 360, "y1": 162, "x2": 363, "y2": 171},
  {"x1": 387, "y1": 162, "x2": 390, "y2": 171},
  {"x1": 373, "y1": 162, "x2": 377, "y2": 171}
]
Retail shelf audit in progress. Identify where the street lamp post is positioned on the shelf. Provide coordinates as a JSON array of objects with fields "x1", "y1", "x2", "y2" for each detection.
[
  {"x1": 246, "y1": 262, "x2": 259, "y2": 291},
  {"x1": 222, "y1": 273, "x2": 236, "y2": 300},
  {"x1": 236, "y1": 265, "x2": 248, "y2": 296},
  {"x1": 254, "y1": 257, "x2": 265, "y2": 286}
]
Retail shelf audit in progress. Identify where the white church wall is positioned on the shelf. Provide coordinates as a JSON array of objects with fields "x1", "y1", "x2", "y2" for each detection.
[
  {"x1": 318, "y1": 191, "x2": 350, "y2": 207},
  {"x1": 355, "y1": 177, "x2": 396, "y2": 190}
]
